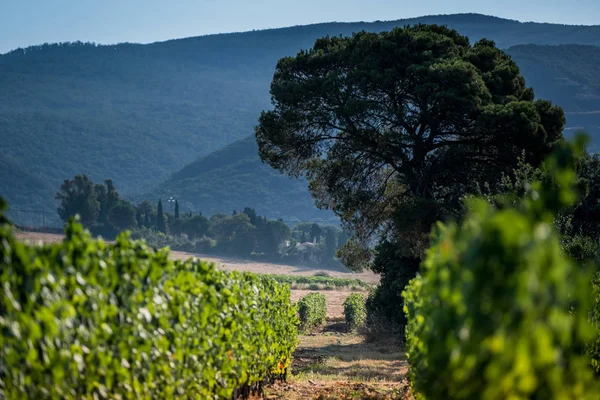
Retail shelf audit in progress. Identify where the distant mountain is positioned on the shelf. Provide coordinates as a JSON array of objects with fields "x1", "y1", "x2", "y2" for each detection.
[
  {"x1": 149, "y1": 43, "x2": 600, "y2": 219},
  {"x1": 506, "y1": 45, "x2": 600, "y2": 138},
  {"x1": 2, "y1": 14, "x2": 600, "y2": 224}
]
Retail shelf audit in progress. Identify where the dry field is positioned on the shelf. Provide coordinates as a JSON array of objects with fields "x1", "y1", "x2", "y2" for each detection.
[{"x1": 262, "y1": 318, "x2": 411, "y2": 399}]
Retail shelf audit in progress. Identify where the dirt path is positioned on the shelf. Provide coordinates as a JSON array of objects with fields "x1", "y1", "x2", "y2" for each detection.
[{"x1": 262, "y1": 319, "x2": 411, "y2": 399}]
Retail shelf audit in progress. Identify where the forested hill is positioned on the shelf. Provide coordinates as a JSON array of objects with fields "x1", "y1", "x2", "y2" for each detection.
[
  {"x1": 144, "y1": 136, "x2": 336, "y2": 223},
  {"x1": 506, "y1": 44, "x2": 600, "y2": 136},
  {"x1": 150, "y1": 43, "x2": 600, "y2": 220},
  {"x1": 2, "y1": 13, "x2": 600, "y2": 224}
]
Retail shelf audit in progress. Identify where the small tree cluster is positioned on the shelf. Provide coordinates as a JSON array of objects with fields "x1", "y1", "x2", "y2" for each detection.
[{"x1": 56, "y1": 175, "x2": 137, "y2": 234}]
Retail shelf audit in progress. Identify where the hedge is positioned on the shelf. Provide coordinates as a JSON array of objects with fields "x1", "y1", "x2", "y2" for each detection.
[
  {"x1": 0, "y1": 210, "x2": 298, "y2": 399},
  {"x1": 297, "y1": 293, "x2": 327, "y2": 330},
  {"x1": 403, "y1": 137, "x2": 600, "y2": 399},
  {"x1": 343, "y1": 293, "x2": 366, "y2": 330}
]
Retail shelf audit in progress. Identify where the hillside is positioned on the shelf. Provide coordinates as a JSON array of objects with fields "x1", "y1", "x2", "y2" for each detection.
[
  {"x1": 507, "y1": 44, "x2": 600, "y2": 137},
  {"x1": 149, "y1": 43, "x2": 600, "y2": 221},
  {"x1": 2, "y1": 13, "x2": 600, "y2": 225},
  {"x1": 144, "y1": 136, "x2": 336, "y2": 222}
]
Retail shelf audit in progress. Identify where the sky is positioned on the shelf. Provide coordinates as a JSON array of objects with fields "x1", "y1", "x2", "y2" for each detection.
[{"x1": 1, "y1": 0, "x2": 598, "y2": 54}]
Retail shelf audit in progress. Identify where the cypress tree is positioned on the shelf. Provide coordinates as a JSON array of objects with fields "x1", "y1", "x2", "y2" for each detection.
[
  {"x1": 156, "y1": 199, "x2": 167, "y2": 233},
  {"x1": 175, "y1": 200, "x2": 180, "y2": 219}
]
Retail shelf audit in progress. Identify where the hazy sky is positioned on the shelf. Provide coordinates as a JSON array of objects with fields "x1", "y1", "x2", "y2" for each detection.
[{"x1": 1, "y1": 0, "x2": 598, "y2": 53}]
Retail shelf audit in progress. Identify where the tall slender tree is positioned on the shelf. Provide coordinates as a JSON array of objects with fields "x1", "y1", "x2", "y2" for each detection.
[
  {"x1": 324, "y1": 228, "x2": 337, "y2": 261},
  {"x1": 175, "y1": 200, "x2": 180, "y2": 219},
  {"x1": 310, "y1": 223, "x2": 322, "y2": 243},
  {"x1": 156, "y1": 199, "x2": 167, "y2": 233}
]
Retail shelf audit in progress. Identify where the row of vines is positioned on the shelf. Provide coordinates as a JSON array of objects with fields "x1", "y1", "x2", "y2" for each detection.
[
  {"x1": 403, "y1": 137, "x2": 600, "y2": 398},
  {"x1": 0, "y1": 200, "x2": 298, "y2": 399}
]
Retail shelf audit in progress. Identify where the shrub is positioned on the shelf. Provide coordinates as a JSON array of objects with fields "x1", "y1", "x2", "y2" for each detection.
[
  {"x1": 343, "y1": 293, "x2": 366, "y2": 330},
  {"x1": 588, "y1": 273, "x2": 600, "y2": 376},
  {"x1": 297, "y1": 293, "x2": 327, "y2": 330},
  {"x1": 0, "y1": 213, "x2": 298, "y2": 399},
  {"x1": 365, "y1": 241, "x2": 421, "y2": 339},
  {"x1": 403, "y1": 137, "x2": 600, "y2": 399},
  {"x1": 193, "y1": 235, "x2": 217, "y2": 253}
]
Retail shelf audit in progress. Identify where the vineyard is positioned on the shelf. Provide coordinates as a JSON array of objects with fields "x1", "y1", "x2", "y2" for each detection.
[{"x1": 0, "y1": 201, "x2": 298, "y2": 399}]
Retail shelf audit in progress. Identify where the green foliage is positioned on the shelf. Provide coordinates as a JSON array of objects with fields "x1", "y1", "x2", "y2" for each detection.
[
  {"x1": 562, "y1": 234, "x2": 600, "y2": 264},
  {"x1": 343, "y1": 293, "x2": 367, "y2": 330},
  {"x1": 169, "y1": 214, "x2": 210, "y2": 238},
  {"x1": 257, "y1": 274, "x2": 372, "y2": 290},
  {"x1": 297, "y1": 293, "x2": 327, "y2": 331},
  {"x1": 589, "y1": 274, "x2": 600, "y2": 376},
  {"x1": 403, "y1": 136, "x2": 600, "y2": 399},
  {"x1": 324, "y1": 228, "x2": 337, "y2": 261},
  {"x1": 0, "y1": 216, "x2": 298, "y2": 399},
  {"x1": 95, "y1": 179, "x2": 120, "y2": 226},
  {"x1": 156, "y1": 199, "x2": 167, "y2": 233},
  {"x1": 55, "y1": 174, "x2": 100, "y2": 226},
  {"x1": 256, "y1": 219, "x2": 291, "y2": 257},
  {"x1": 365, "y1": 241, "x2": 421, "y2": 337},
  {"x1": 107, "y1": 202, "x2": 137, "y2": 231}
]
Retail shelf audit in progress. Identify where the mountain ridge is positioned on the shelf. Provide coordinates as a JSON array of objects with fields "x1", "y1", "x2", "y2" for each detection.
[{"x1": 2, "y1": 14, "x2": 600, "y2": 225}]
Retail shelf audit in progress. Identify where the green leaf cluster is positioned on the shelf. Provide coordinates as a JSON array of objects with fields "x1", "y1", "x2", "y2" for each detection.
[
  {"x1": 343, "y1": 293, "x2": 366, "y2": 330},
  {"x1": 0, "y1": 216, "x2": 298, "y2": 399},
  {"x1": 258, "y1": 274, "x2": 372, "y2": 290},
  {"x1": 403, "y1": 136, "x2": 600, "y2": 399},
  {"x1": 297, "y1": 293, "x2": 327, "y2": 331}
]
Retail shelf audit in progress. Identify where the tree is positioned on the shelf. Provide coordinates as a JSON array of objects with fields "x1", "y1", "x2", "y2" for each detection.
[
  {"x1": 107, "y1": 202, "x2": 137, "y2": 231},
  {"x1": 209, "y1": 213, "x2": 257, "y2": 256},
  {"x1": 95, "y1": 179, "x2": 120, "y2": 226},
  {"x1": 55, "y1": 175, "x2": 100, "y2": 227},
  {"x1": 255, "y1": 25, "x2": 564, "y2": 268},
  {"x1": 243, "y1": 207, "x2": 261, "y2": 226},
  {"x1": 170, "y1": 214, "x2": 210, "y2": 238},
  {"x1": 175, "y1": 200, "x2": 180, "y2": 219},
  {"x1": 337, "y1": 230, "x2": 349, "y2": 248},
  {"x1": 324, "y1": 228, "x2": 337, "y2": 261},
  {"x1": 310, "y1": 223, "x2": 321, "y2": 243},
  {"x1": 156, "y1": 199, "x2": 167, "y2": 233},
  {"x1": 258, "y1": 220, "x2": 291, "y2": 257}
]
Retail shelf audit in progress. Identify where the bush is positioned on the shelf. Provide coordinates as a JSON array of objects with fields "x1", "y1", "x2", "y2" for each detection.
[
  {"x1": 343, "y1": 293, "x2": 366, "y2": 330},
  {"x1": 193, "y1": 235, "x2": 217, "y2": 253},
  {"x1": 403, "y1": 137, "x2": 600, "y2": 399},
  {"x1": 365, "y1": 254, "x2": 419, "y2": 338},
  {"x1": 0, "y1": 214, "x2": 298, "y2": 399},
  {"x1": 297, "y1": 293, "x2": 327, "y2": 331},
  {"x1": 588, "y1": 273, "x2": 600, "y2": 376}
]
